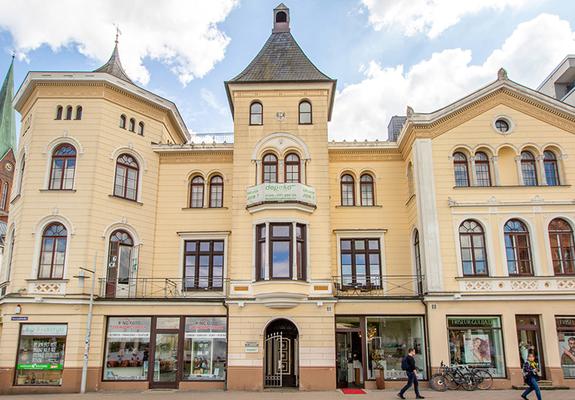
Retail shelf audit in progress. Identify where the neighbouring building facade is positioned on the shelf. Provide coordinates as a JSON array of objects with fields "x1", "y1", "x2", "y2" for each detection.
[{"x1": 1, "y1": 4, "x2": 575, "y2": 394}]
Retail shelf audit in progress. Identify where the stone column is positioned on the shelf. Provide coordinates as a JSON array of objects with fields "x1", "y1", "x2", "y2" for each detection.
[
  {"x1": 537, "y1": 155, "x2": 547, "y2": 185},
  {"x1": 491, "y1": 156, "x2": 501, "y2": 186},
  {"x1": 515, "y1": 155, "x2": 523, "y2": 185}
]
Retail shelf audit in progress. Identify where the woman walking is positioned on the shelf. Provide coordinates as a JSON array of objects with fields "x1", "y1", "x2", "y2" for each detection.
[{"x1": 521, "y1": 352, "x2": 542, "y2": 400}]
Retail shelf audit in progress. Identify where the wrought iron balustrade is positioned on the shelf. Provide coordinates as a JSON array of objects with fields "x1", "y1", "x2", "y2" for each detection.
[
  {"x1": 333, "y1": 274, "x2": 424, "y2": 298},
  {"x1": 98, "y1": 277, "x2": 228, "y2": 299}
]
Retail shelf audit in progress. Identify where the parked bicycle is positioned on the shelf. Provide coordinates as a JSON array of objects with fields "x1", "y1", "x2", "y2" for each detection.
[{"x1": 430, "y1": 361, "x2": 493, "y2": 391}]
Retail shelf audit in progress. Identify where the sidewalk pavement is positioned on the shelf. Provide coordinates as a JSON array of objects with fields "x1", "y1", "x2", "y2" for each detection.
[{"x1": 0, "y1": 390, "x2": 569, "y2": 400}]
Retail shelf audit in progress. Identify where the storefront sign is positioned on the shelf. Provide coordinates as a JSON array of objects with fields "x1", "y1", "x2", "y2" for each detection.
[
  {"x1": 107, "y1": 317, "x2": 151, "y2": 339},
  {"x1": 21, "y1": 324, "x2": 67, "y2": 336},
  {"x1": 185, "y1": 332, "x2": 226, "y2": 339},
  {"x1": 557, "y1": 318, "x2": 575, "y2": 328},
  {"x1": 448, "y1": 317, "x2": 499, "y2": 328},
  {"x1": 11, "y1": 316, "x2": 28, "y2": 321},
  {"x1": 17, "y1": 363, "x2": 63, "y2": 370},
  {"x1": 244, "y1": 341, "x2": 259, "y2": 353},
  {"x1": 246, "y1": 183, "x2": 316, "y2": 206},
  {"x1": 185, "y1": 317, "x2": 226, "y2": 333}
]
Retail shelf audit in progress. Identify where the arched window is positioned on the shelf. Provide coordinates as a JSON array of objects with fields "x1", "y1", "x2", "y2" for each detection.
[
  {"x1": 113, "y1": 154, "x2": 139, "y2": 201},
  {"x1": 474, "y1": 152, "x2": 491, "y2": 186},
  {"x1": 38, "y1": 222, "x2": 67, "y2": 279},
  {"x1": 65, "y1": 106, "x2": 73, "y2": 120},
  {"x1": 119, "y1": 115, "x2": 127, "y2": 129},
  {"x1": 284, "y1": 153, "x2": 300, "y2": 183},
  {"x1": 459, "y1": 220, "x2": 488, "y2": 276},
  {"x1": 360, "y1": 174, "x2": 374, "y2": 206},
  {"x1": 340, "y1": 174, "x2": 355, "y2": 206},
  {"x1": 0, "y1": 181, "x2": 7, "y2": 210},
  {"x1": 138, "y1": 121, "x2": 145, "y2": 136},
  {"x1": 544, "y1": 150, "x2": 560, "y2": 186},
  {"x1": 262, "y1": 153, "x2": 278, "y2": 183},
  {"x1": 250, "y1": 102, "x2": 263, "y2": 125},
  {"x1": 453, "y1": 152, "x2": 469, "y2": 187},
  {"x1": 549, "y1": 218, "x2": 575, "y2": 275},
  {"x1": 504, "y1": 219, "x2": 533, "y2": 276},
  {"x1": 209, "y1": 175, "x2": 224, "y2": 208},
  {"x1": 129, "y1": 118, "x2": 136, "y2": 132},
  {"x1": 55, "y1": 106, "x2": 63, "y2": 120},
  {"x1": 276, "y1": 10, "x2": 287, "y2": 23},
  {"x1": 521, "y1": 151, "x2": 538, "y2": 186},
  {"x1": 49, "y1": 144, "x2": 77, "y2": 190},
  {"x1": 75, "y1": 106, "x2": 82, "y2": 120},
  {"x1": 107, "y1": 230, "x2": 134, "y2": 288},
  {"x1": 190, "y1": 176, "x2": 204, "y2": 208},
  {"x1": 299, "y1": 100, "x2": 312, "y2": 124}
]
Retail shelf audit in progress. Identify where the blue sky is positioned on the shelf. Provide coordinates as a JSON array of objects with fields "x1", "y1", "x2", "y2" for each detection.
[{"x1": 1, "y1": 0, "x2": 574, "y2": 140}]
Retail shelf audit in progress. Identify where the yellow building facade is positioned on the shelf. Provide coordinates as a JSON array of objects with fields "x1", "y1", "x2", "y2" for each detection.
[{"x1": 1, "y1": 4, "x2": 575, "y2": 394}]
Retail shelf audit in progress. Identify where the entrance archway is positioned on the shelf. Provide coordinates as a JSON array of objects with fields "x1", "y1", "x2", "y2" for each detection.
[{"x1": 264, "y1": 318, "x2": 299, "y2": 388}]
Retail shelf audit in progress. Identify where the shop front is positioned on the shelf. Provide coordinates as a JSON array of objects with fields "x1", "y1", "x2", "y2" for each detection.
[
  {"x1": 335, "y1": 315, "x2": 427, "y2": 389},
  {"x1": 556, "y1": 317, "x2": 575, "y2": 379},
  {"x1": 102, "y1": 316, "x2": 227, "y2": 389}
]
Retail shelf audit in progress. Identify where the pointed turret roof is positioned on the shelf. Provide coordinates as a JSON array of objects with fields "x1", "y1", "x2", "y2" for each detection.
[
  {"x1": 94, "y1": 39, "x2": 133, "y2": 83},
  {"x1": 0, "y1": 56, "x2": 16, "y2": 158}
]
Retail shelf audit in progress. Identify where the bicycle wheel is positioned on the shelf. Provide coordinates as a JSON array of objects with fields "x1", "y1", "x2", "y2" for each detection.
[
  {"x1": 445, "y1": 373, "x2": 459, "y2": 390},
  {"x1": 430, "y1": 373, "x2": 448, "y2": 392},
  {"x1": 473, "y1": 369, "x2": 493, "y2": 390},
  {"x1": 461, "y1": 372, "x2": 476, "y2": 391}
]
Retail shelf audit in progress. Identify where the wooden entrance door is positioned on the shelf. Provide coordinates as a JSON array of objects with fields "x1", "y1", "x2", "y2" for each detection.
[{"x1": 516, "y1": 315, "x2": 545, "y2": 379}]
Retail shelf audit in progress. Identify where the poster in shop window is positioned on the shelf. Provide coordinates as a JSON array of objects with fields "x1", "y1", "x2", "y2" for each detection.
[
  {"x1": 558, "y1": 332, "x2": 575, "y2": 377},
  {"x1": 464, "y1": 334, "x2": 491, "y2": 364}
]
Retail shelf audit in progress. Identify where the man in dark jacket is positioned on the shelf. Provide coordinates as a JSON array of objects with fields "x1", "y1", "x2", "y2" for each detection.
[{"x1": 398, "y1": 348, "x2": 425, "y2": 399}]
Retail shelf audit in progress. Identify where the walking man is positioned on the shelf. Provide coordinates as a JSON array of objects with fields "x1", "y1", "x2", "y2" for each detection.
[
  {"x1": 398, "y1": 348, "x2": 425, "y2": 399},
  {"x1": 522, "y1": 352, "x2": 543, "y2": 400}
]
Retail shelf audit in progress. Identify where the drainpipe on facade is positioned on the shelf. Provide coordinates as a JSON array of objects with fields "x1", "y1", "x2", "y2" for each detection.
[{"x1": 223, "y1": 299, "x2": 229, "y2": 391}]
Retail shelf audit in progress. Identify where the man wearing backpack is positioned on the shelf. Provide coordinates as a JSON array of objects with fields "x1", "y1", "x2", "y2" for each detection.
[{"x1": 397, "y1": 348, "x2": 425, "y2": 399}]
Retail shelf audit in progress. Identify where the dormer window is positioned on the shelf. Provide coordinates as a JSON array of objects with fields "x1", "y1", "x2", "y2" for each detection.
[
  {"x1": 276, "y1": 11, "x2": 287, "y2": 23},
  {"x1": 250, "y1": 102, "x2": 263, "y2": 125}
]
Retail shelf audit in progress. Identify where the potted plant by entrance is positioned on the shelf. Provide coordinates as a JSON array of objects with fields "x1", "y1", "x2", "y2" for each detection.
[{"x1": 370, "y1": 350, "x2": 385, "y2": 389}]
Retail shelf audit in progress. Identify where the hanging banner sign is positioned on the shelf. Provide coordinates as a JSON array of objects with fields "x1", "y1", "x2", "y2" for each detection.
[{"x1": 246, "y1": 183, "x2": 316, "y2": 206}]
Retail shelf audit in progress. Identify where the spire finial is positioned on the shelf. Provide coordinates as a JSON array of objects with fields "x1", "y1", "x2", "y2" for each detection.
[
  {"x1": 114, "y1": 24, "x2": 122, "y2": 45},
  {"x1": 11, "y1": 50, "x2": 15, "y2": 61}
]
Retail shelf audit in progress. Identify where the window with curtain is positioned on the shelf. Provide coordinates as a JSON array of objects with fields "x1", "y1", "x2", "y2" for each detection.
[
  {"x1": 49, "y1": 144, "x2": 76, "y2": 190},
  {"x1": 453, "y1": 152, "x2": 469, "y2": 187},
  {"x1": 549, "y1": 218, "x2": 575, "y2": 275},
  {"x1": 504, "y1": 219, "x2": 533, "y2": 275},
  {"x1": 250, "y1": 102, "x2": 263, "y2": 125},
  {"x1": 544, "y1": 150, "x2": 560, "y2": 186},
  {"x1": 474, "y1": 152, "x2": 491, "y2": 186},
  {"x1": 459, "y1": 220, "x2": 488, "y2": 276},
  {"x1": 190, "y1": 176, "x2": 205, "y2": 208},
  {"x1": 298, "y1": 100, "x2": 312, "y2": 124},
  {"x1": 113, "y1": 154, "x2": 139, "y2": 201},
  {"x1": 284, "y1": 153, "x2": 300, "y2": 183},
  {"x1": 262, "y1": 153, "x2": 278, "y2": 183},
  {"x1": 521, "y1": 151, "x2": 538, "y2": 186},
  {"x1": 209, "y1": 175, "x2": 223, "y2": 208},
  {"x1": 360, "y1": 174, "x2": 374, "y2": 206},
  {"x1": 341, "y1": 174, "x2": 355, "y2": 206},
  {"x1": 107, "y1": 230, "x2": 134, "y2": 286},
  {"x1": 38, "y1": 223, "x2": 67, "y2": 279}
]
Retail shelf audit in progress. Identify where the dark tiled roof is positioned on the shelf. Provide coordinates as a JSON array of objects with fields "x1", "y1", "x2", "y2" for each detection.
[
  {"x1": 230, "y1": 32, "x2": 332, "y2": 82},
  {"x1": 94, "y1": 43, "x2": 133, "y2": 84}
]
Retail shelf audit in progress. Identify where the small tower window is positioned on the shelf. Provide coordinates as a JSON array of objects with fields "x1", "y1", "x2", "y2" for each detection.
[
  {"x1": 299, "y1": 100, "x2": 312, "y2": 124},
  {"x1": 276, "y1": 11, "x2": 287, "y2": 23},
  {"x1": 129, "y1": 118, "x2": 136, "y2": 132},
  {"x1": 250, "y1": 102, "x2": 263, "y2": 125},
  {"x1": 138, "y1": 121, "x2": 145, "y2": 136},
  {"x1": 75, "y1": 106, "x2": 83, "y2": 120},
  {"x1": 65, "y1": 106, "x2": 73, "y2": 120},
  {"x1": 120, "y1": 115, "x2": 127, "y2": 129},
  {"x1": 55, "y1": 106, "x2": 63, "y2": 120}
]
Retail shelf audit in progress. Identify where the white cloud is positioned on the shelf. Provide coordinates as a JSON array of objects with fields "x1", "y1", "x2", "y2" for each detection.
[
  {"x1": 0, "y1": 0, "x2": 237, "y2": 85},
  {"x1": 330, "y1": 14, "x2": 575, "y2": 141},
  {"x1": 362, "y1": 0, "x2": 535, "y2": 38},
  {"x1": 201, "y1": 88, "x2": 228, "y2": 116}
]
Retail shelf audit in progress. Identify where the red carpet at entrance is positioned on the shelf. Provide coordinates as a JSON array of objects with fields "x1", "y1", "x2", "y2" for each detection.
[{"x1": 341, "y1": 388, "x2": 367, "y2": 394}]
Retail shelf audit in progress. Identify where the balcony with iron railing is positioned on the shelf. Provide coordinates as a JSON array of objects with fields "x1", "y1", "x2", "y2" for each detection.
[
  {"x1": 333, "y1": 274, "x2": 424, "y2": 299},
  {"x1": 97, "y1": 277, "x2": 229, "y2": 299}
]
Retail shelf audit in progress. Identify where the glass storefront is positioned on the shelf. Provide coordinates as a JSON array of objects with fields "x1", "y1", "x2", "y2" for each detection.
[
  {"x1": 366, "y1": 316, "x2": 426, "y2": 380},
  {"x1": 15, "y1": 324, "x2": 68, "y2": 386},
  {"x1": 556, "y1": 317, "x2": 575, "y2": 378},
  {"x1": 104, "y1": 317, "x2": 151, "y2": 380},
  {"x1": 183, "y1": 317, "x2": 227, "y2": 381},
  {"x1": 447, "y1": 316, "x2": 506, "y2": 377}
]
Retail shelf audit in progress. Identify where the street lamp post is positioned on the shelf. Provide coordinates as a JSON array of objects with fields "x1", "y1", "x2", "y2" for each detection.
[{"x1": 75, "y1": 254, "x2": 97, "y2": 394}]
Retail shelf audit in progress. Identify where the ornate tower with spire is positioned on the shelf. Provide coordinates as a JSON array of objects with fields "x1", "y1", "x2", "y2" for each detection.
[{"x1": 0, "y1": 56, "x2": 16, "y2": 222}]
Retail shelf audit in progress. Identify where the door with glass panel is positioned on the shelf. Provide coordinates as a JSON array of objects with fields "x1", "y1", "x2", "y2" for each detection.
[
  {"x1": 516, "y1": 315, "x2": 545, "y2": 379},
  {"x1": 150, "y1": 317, "x2": 181, "y2": 388}
]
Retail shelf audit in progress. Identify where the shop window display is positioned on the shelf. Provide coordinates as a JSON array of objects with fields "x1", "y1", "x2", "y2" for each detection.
[
  {"x1": 15, "y1": 324, "x2": 67, "y2": 386},
  {"x1": 556, "y1": 317, "x2": 575, "y2": 378},
  {"x1": 183, "y1": 317, "x2": 227, "y2": 380},
  {"x1": 366, "y1": 317, "x2": 426, "y2": 380},
  {"x1": 104, "y1": 317, "x2": 151, "y2": 380},
  {"x1": 447, "y1": 316, "x2": 505, "y2": 377}
]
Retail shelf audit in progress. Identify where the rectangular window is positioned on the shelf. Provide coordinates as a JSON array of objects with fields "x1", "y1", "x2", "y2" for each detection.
[
  {"x1": 556, "y1": 317, "x2": 575, "y2": 378},
  {"x1": 447, "y1": 316, "x2": 506, "y2": 377},
  {"x1": 340, "y1": 238, "x2": 381, "y2": 288},
  {"x1": 15, "y1": 324, "x2": 67, "y2": 386},
  {"x1": 183, "y1": 240, "x2": 224, "y2": 290},
  {"x1": 183, "y1": 317, "x2": 227, "y2": 381},
  {"x1": 367, "y1": 317, "x2": 426, "y2": 380},
  {"x1": 255, "y1": 223, "x2": 306, "y2": 280},
  {"x1": 0, "y1": 181, "x2": 8, "y2": 209},
  {"x1": 104, "y1": 317, "x2": 151, "y2": 381}
]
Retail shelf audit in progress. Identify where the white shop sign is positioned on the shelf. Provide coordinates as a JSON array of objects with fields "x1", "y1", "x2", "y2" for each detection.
[
  {"x1": 21, "y1": 324, "x2": 68, "y2": 337},
  {"x1": 246, "y1": 183, "x2": 316, "y2": 206},
  {"x1": 185, "y1": 332, "x2": 226, "y2": 339}
]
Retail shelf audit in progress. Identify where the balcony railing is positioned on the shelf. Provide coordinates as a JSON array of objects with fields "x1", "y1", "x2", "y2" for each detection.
[
  {"x1": 97, "y1": 277, "x2": 228, "y2": 299},
  {"x1": 333, "y1": 275, "x2": 424, "y2": 298}
]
